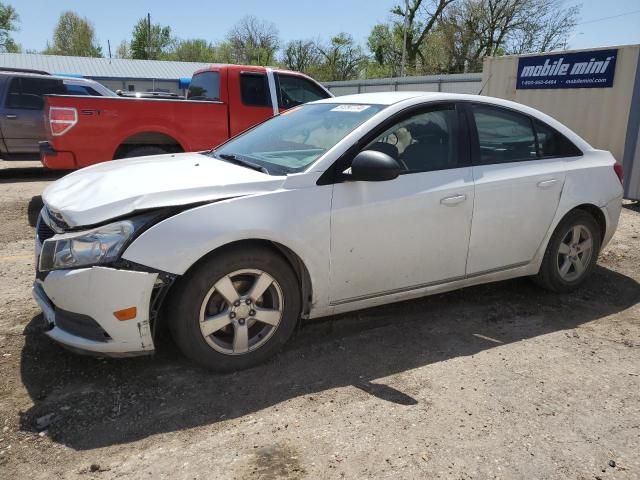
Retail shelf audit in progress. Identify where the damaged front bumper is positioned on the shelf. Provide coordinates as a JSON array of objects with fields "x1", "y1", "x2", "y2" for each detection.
[{"x1": 32, "y1": 265, "x2": 172, "y2": 357}]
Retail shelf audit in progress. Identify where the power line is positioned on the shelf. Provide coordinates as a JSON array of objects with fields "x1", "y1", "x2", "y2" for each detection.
[{"x1": 575, "y1": 9, "x2": 640, "y2": 26}]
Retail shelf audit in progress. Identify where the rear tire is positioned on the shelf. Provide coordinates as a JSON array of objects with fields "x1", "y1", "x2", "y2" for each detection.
[
  {"x1": 534, "y1": 210, "x2": 601, "y2": 292},
  {"x1": 167, "y1": 246, "x2": 301, "y2": 372},
  {"x1": 122, "y1": 146, "x2": 168, "y2": 158}
]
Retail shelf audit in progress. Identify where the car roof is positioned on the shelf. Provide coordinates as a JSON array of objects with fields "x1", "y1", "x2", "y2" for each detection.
[
  {"x1": 310, "y1": 91, "x2": 553, "y2": 109},
  {"x1": 0, "y1": 70, "x2": 98, "y2": 83},
  {"x1": 311, "y1": 91, "x2": 432, "y2": 105}
]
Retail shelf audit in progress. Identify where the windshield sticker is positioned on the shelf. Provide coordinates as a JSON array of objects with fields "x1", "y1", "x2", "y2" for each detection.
[{"x1": 330, "y1": 105, "x2": 371, "y2": 112}]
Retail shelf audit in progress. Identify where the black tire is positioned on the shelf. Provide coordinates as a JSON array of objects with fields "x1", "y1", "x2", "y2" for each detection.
[
  {"x1": 534, "y1": 209, "x2": 601, "y2": 292},
  {"x1": 167, "y1": 246, "x2": 301, "y2": 372},
  {"x1": 122, "y1": 146, "x2": 168, "y2": 158}
]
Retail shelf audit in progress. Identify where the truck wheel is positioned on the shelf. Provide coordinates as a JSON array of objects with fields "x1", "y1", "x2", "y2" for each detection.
[
  {"x1": 534, "y1": 210, "x2": 601, "y2": 293},
  {"x1": 123, "y1": 146, "x2": 168, "y2": 158},
  {"x1": 166, "y1": 246, "x2": 301, "y2": 372}
]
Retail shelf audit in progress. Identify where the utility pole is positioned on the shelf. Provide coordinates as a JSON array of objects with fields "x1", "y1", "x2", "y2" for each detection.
[
  {"x1": 400, "y1": 0, "x2": 409, "y2": 77},
  {"x1": 147, "y1": 13, "x2": 151, "y2": 59},
  {"x1": 107, "y1": 39, "x2": 112, "y2": 61}
]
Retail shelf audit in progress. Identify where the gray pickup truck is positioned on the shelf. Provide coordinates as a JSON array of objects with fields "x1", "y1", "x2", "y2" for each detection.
[{"x1": 0, "y1": 69, "x2": 115, "y2": 161}]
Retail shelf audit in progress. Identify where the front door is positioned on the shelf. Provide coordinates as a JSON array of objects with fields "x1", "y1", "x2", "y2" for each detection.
[{"x1": 329, "y1": 104, "x2": 474, "y2": 304}]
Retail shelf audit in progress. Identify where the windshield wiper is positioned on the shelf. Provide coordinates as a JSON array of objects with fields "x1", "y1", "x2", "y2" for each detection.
[{"x1": 215, "y1": 153, "x2": 270, "y2": 175}]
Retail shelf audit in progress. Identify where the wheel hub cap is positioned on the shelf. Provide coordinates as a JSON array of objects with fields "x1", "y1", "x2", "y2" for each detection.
[{"x1": 233, "y1": 301, "x2": 252, "y2": 320}]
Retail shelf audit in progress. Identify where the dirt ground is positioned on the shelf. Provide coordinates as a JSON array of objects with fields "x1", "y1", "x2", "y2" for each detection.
[{"x1": 0, "y1": 161, "x2": 639, "y2": 480}]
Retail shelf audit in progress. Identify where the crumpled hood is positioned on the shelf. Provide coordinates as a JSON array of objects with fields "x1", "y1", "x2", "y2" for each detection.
[{"x1": 42, "y1": 152, "x2": 285, "y2": 227}]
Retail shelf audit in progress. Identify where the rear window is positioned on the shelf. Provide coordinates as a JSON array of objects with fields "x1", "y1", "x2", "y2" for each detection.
[
  {"x1": 533, "y1": 119, "x2": 582, "y2": 158},
  {"x1": 187, "y1": 71, "x2": 220, "y2": 101},
  {"x1": 240, "y1": 73, "x2": 271, "y2": 107}
]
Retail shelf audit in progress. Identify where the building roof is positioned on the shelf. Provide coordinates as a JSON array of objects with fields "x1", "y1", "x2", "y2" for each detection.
[{"x1": 0, "y1": 53, "x2": 211, "y2": 80}]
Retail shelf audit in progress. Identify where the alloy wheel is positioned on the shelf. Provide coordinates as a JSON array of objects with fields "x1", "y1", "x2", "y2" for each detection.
[
  {"x1": 556, "y1": 225, "x2": 593, "y2": 282},
  {"x1": 198, "y1": 269, "x2": 284, "y2": 355}
]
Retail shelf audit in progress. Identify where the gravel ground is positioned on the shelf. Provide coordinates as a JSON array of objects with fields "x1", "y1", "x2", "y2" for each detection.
[{"x1": 0, "y1": 161, "x2": 639, "y2": 479}]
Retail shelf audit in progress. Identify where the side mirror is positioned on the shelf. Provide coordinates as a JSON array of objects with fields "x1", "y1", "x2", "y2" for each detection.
[{"x1": 350, "y1": 150, "x2": 402, "y2": 182}]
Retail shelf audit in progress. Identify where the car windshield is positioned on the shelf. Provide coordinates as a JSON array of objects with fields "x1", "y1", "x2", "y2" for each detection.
[{"x1": 207, "y1": 103, "x2": 385, "y2": 174}]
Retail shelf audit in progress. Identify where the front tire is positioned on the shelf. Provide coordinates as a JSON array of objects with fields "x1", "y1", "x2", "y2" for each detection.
[
  {"x1": 535, "y1": 210, "x2": 601, "y2": 292},
  {"x1": 167, "y1": 246, "x2": 301, "y2": 372}
]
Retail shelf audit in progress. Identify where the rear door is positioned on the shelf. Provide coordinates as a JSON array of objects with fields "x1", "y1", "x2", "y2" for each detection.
[
  {"x1": 229, "y1": 71, "x2": 275, "y2": 136},
  {"x1": 464, "y1": 103, "x2": 569, "y2": 275},
  {"x1": 0, "y1": 76, "x2": 64, "y2": 157}
]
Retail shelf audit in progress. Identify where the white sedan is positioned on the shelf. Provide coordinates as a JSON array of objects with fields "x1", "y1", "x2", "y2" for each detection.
[{"x1": 33, "y1": 92, "x2": 624, "y2": 371}]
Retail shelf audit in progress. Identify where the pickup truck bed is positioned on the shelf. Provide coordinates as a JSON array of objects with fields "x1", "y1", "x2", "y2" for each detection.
[
  {"x1": 41, "y1": 65, "x2": 331, "y2": 169},
  {"x1": 43, "y1": 96, "x2": 228, "y2": 169}
]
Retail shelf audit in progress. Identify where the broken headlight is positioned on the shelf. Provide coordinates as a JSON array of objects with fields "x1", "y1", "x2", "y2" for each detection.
[{"x1": 39, "y1": 214, "x2": 152, "y2": 272}]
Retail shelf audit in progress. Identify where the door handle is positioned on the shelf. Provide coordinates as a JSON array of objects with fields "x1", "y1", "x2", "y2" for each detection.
[
  {"x1": 5, "y1": 114, "x2": 17, "y2": 119},
  {"x1": 440, "y1": 194, "x2": 467, "y2": 206},
  {"x1": 537, "y1": 179, "x2": 558, "y2": 189}
]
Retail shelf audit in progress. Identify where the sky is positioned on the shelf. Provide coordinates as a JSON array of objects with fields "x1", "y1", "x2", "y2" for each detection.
[{"x1": 10, "y1": 0, "x2": 640, "y2": 55}]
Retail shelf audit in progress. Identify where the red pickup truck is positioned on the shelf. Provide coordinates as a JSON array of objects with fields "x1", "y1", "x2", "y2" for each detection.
[{"x1": 40, "y1": 65, "x2": 332, "y2": 169}]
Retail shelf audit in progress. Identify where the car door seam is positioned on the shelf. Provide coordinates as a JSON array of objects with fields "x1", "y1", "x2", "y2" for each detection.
[{"x1": 464, "y1": 168, "x2": 477, "y2": 277}]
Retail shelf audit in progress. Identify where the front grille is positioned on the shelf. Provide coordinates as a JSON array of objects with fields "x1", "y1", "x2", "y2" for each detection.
[
  {"x1": 36, "y1": 214, "x2": 55, "y2": 242},
  {"x1": 55, "y1": 308, "x2": 111, "y2": 342}
]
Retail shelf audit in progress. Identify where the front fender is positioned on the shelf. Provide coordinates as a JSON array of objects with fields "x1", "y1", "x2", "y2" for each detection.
[{"x1": 122, "y1": 186, "x2": 333, "y2": 310}]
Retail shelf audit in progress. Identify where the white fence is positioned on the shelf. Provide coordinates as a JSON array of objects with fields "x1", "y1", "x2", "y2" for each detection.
[{"x1": 323, "y1": 73, "x2": 483, "y2": 96}]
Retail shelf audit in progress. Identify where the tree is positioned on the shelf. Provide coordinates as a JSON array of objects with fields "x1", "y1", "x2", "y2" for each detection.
[
  {"x1": 130, "y1": 16, "x2": 172, "y2": 60},
  {"x1": 507, "y1": 0, "x2": 580, "y2": 54},
  {"x1": 44, "y1": 11, "x2": 102, "y2": 57},
  {"x1": 115, "y1": 40, "x2": 131, "y2": 59},
  {"x1": 227, "y1": 16, "x2": 279, "y2": 65},
  {"x1": 315, "y1": 33, "x2": 365, "y2": 81},
  {"x1": 166, "y1": 38, "x2": 218, "y2": 62},
  {"x1": 0, "y1": 2, "x2": 20, "y2": 53},
  {"x1": 280, "y1": 40, "x2": 321, "y2": 73},
  {"x1": 367, "y1": 24, "x2": 403, "y2": 77},
  {"x1": 391, "y1": 0, "x2": 456, "y2": 74},
  {"x1": 440, "y1": 0, "x2": 580, "y2": 72}
]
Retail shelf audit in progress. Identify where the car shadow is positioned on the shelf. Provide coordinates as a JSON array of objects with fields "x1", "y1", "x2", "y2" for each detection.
[
  {"x1": 623, "y1": 200, "x2": 639, "y2": 213},
  {"x1": 18, "y1": 265, "x2": 640, "y2": 450},
  {"x1": 28, "y1": 196, "x2": 43, "y2": 227},
  {"x1": 0, "y1": 166, "x2": 69, "y2": 184}
]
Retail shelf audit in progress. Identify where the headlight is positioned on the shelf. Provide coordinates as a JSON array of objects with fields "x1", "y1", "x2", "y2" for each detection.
[{"x1": 39, "y1": 215, "x2": 151, "y2": 272}]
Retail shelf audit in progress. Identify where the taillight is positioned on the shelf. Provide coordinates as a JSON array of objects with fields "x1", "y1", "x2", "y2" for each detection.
[
  {"x1": 49, "y1": 107, "x2": 77, "y2": 136},
  {"x1": 613, "y1": 163, "x2": 624, "y2": 184}
]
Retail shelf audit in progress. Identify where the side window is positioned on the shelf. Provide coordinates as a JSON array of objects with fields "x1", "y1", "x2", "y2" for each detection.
[
  {"x1": 277, "y1": 74, "x2": 328, "y2": 109},
  {"x1": 6, "y1": 77, "x2": 65, "y2": 110},
  {"x1": 240, "y1": 73, "x2": 271, "y2": 107},
  {"x1": 471, "y1": 104, "x2": 537, "y2": 164},
  {"x1": 533, "y1": 119, "x2": 582, "y2": 158},
  {"x1": 366, "y1": 106, "x2": 459, "y2": 173},
  {"x1": 64, "y1": 84, "x2": 101, "y2": 96},
  {"x1": 5, "y1": 78, "x2": 21, "y2": 108},
  {"x1": 187, "y1": 71, "x2": 220, "y2": 101}
]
